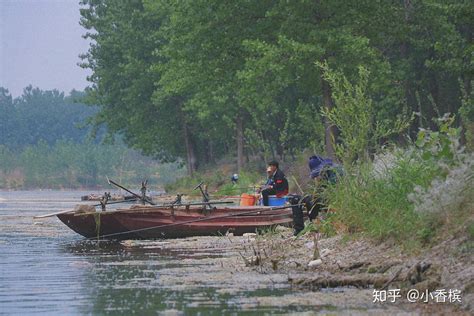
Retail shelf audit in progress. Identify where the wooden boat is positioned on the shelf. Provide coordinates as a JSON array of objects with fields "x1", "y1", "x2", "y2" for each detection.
[{"x1": 55, "y1": 204, "x2": 293, "y2": 240}]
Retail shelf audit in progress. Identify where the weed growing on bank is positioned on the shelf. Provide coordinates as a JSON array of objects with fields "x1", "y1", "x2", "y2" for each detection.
[{"x1": 325, "y1": 115, "x2": 473, "y2": 249}]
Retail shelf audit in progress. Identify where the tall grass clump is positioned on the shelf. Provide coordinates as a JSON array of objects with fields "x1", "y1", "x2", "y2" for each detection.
[
  {"x1": 325, "y1": 148, "x2": 439, "y2": 244},
  {"x1": 325, "y1": 114, "x2": 473, "y2": 248}
]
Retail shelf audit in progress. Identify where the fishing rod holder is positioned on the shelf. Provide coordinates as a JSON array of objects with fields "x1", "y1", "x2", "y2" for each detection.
[
  {"x1": 171, "y1": 194, "x2": 183, "y2": 205},
  {"x1": 100, "y1": 192, "x2": 111, "y2": 211},
  {"x1": 106, "y1": 177, "x2": 156, "y2": 206},
  {"x1": 140, "y1": 179, "x2": 149, "y2": 205},
  {"x1": 193, "y1": 182, "x2": 210, "y2": 203}
]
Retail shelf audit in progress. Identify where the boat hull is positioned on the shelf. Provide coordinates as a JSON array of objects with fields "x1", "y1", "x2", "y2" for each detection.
[
  {"x1": 56, "y1": 206, "x2": 293, "y2": 239},
  {"x1": 115, "y1": 208, "x2": 292, "y2": 239},
  {"x1": 57, "y1": 212, "x2": 140, "y2": 239}
]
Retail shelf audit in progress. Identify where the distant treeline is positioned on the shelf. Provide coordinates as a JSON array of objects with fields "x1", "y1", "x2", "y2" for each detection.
[
  {"x1": 78, "y1": 0, "x2": 473, "y2": 176},
  {"x1": 0, "y1": 86, "x2": 184, "y2": 189},
  {"x1": 0, "y1": 141, "x2": 182, "y2": 189},
  {"x1": 0, "y1": 86, "x2": 97, "y2": 149}
]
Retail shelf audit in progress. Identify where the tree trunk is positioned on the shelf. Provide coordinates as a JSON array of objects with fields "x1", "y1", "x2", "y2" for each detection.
[
  {"x1": 322, "y1": 78, "x2": 336, "y2": 160},
  {"x1": 429, "y1": 74, "x2": 440, "y2": 117},
  {"x1": 401, "y1": 0, "x2": 419, "y2": 136},
  {"x1": 183, "y1": 122, "x2": 196, "y2": 176},
  {"x1": 208, "y1": 140, "x2": 215, "y2": 164},
  {"x1": 236, "y1": 116, "x2": 244, "y2": 173}
]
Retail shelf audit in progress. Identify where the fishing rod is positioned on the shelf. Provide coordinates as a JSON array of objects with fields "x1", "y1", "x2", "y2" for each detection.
[
  {"x1": 220, "y1": 185, "x2": 259, "y2": 191},
  {"x1": 162, "y1": 201, "x2": 233, "y2": 207},
  {"x1": 107, "y1": 177, "x2": 156, "y2": 205},
  {"x1": 33, "y1": 198, "x2": 141, "y2": 219},
  {"x1": 33, "y1": 199, "x2": 234, "y2": 219},
  {"x1": 84, "y1": 203, "x2": 303, "y2": 240},
  {"x1": 93, "y1": 198, "x2": 138, "y2": 207},
  {"x1": 72, "y1": 200, "x2": 235, "y2": 216}
]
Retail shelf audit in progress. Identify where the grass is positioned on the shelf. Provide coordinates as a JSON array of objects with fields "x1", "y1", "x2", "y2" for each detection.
[{"x1": 323, "y1": 145, "x2": 473, "y2": 250}]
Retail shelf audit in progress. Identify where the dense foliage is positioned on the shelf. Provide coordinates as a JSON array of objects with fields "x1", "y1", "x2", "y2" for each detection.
[{"x1": 79, "y1": 0, "x2": 473, "y2": 175}]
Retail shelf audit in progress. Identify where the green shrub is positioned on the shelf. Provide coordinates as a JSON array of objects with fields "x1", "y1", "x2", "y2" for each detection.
[
  {"x1": 325, "y1": 148, "x2": 438, "y2": 246},
  {"x1": 324, "y1": 115, "x2": 472, "y2": 248},
  {"x1": 318, "y1": 63, "x2": 411, "y2": 165}
]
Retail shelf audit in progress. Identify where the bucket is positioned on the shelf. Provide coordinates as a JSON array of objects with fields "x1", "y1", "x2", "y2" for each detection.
[
  {"x1": 240, "y1": 193, "x2": 257, "y2": 206},
  {"x1": 268, "y1": 196, "x2": 287, "y2": 206}
]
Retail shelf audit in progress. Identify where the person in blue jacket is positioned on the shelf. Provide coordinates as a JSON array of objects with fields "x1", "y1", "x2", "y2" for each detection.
[
  {"x1": 309, "y1": 155, "x2": 342, "y2": 186},
  {"x1": 289, "y1": 155, "x2": 343, "y2": 235}
]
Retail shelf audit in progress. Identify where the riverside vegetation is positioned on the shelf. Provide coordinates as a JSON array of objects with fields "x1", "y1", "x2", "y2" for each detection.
[
  {"x1": 163, "y1": 67, "x2": 473, "y2": 312},
  {"x1": 234, "y1": 115, "x2": 473, "y2": 312},
  {"x1": 78, "y1": 0, "x2": 473, "y2": 177}
]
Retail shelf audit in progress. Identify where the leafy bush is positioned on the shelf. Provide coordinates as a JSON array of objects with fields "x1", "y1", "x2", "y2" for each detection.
[
  {"x1": 408, "y1": 115, "x2": 474, "y2": 226},
  {"x1": 319, "y1": 63, "x2": 411, "y2": 165},
  {"x1": 459, "y1": 80, "x2": 474, "y2": 150},
  {"x1": 325, "y1": 115, "x2": 472, "y2": 248}
]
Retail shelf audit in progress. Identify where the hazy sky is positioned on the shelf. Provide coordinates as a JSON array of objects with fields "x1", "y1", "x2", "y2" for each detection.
[{"x1": 0, "y1": 0, "x2": 91, "y2": 97}]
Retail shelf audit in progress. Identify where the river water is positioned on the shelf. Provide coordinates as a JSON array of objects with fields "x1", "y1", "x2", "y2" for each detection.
[
  {"x1": 2, "y1": 190, "x2": 421, "y2": 315},
  {"x1": 0, "y1": 190, "x2": 327, "y2": 315}
]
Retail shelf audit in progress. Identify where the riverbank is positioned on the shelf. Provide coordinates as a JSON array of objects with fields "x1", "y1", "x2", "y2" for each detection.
[
  {"x1": 118, "y1": 229, "x2": 472, "y2": 314},
  {"x1": 237, "y1": 226, "x2": 473, "y2": 314}
]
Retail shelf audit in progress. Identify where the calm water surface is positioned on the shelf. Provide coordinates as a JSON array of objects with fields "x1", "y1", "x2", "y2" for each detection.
[{"x1": 0, "y1": 190, "x2": 329, "y2": 315}]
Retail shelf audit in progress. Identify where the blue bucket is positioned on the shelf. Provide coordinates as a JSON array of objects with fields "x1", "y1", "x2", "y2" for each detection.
[{"x1": 268, "y1": 196, "x2": 287, "y2": 206}]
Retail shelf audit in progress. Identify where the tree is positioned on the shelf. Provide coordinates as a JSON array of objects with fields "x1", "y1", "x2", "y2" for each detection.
[{"x1": 77, "y1": 0, "x2": 472, "y2": 175}]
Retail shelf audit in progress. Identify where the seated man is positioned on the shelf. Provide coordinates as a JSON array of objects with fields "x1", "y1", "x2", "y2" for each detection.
[
  {"x1": 260, "y1": 161, "x2": 288, "y2": 206},
  {"x1": 290, "y1": 155, "x2": 343, "y2": 235}
]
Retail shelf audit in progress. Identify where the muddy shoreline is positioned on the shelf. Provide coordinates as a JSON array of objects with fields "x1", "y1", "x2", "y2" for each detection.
[
  {"x1": 117, "y1": 227, "x2": 472, "y2": 314},
  {"x1": 234, "y1": 226, "x2": 473, "y2": 314}
]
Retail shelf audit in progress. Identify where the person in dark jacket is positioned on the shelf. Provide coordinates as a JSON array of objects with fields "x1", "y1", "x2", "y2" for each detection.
[
  {"x1": 309, "y1": 155, "x2": 342, "y2": 186},
  {"x1": 290, "y1": 155, "x2": 343, "y2": 235},
  {"x1": 259, "y1": 161, "x2": 289, "y2": 206},
  {"x1": 308, "y1": 155, "x2": 343, "y2": 217}
]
